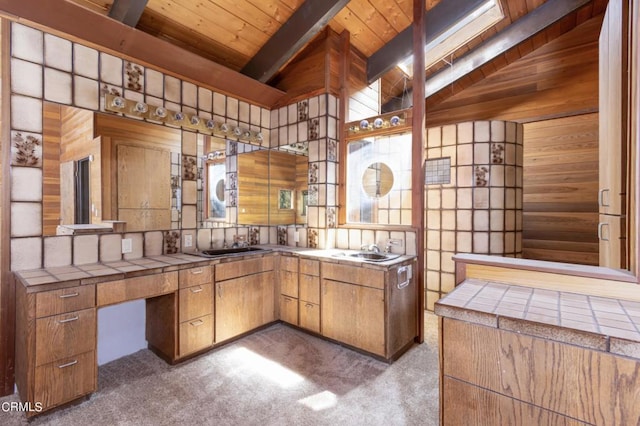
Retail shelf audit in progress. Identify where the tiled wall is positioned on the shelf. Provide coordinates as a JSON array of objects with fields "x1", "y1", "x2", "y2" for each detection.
[
  {"x1": 8, "y1": 21, "x2": 417, "y2": 272},
  {"x1": 425, "y1": 121, "x2": 523, "y2": 310},
  {"x1": 8, "y1": 22, "x2": 271, "y2": 271}
]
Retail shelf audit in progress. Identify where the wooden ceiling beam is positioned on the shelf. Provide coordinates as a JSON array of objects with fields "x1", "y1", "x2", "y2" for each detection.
[
  {"x1": 241, "y1": 0, "x2": 349, "y2": 83},
  {"x1": 108, "y1": 0, "x2": 148, "y2": 27},
  {"x1": 367, "y1": 0, "x2": 487, "y2": 84},
  {"x1": 381, "y1": 0, "x2": 591, "y2": 112},
  {"x1": 0, "y1": 0, "x2": 285, "y2": 107}
]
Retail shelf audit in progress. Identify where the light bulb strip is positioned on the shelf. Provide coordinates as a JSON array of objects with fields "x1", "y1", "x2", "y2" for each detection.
[{"x1": 105, "y1": 94, "x2": 264, "y2": 145}]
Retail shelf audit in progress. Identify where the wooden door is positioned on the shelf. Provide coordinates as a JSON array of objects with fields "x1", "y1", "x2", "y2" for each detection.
[
  {"x1": 321, "y1": 279, "x2": 385, "y2": 356},
  {"x1": 215, "y1": 271, "x2": 275, "y2": 343}
]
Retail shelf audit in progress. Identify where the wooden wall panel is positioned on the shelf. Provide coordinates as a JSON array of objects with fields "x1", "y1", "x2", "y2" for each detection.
[
  {"x1": 425, "y1": 15, "x2": 602, "y2": 127},
  {"x1": 523, "y1": 114, "x2": 599, "y2": 265},
  {"x1": 269, "y1": 150, "x2": 297, "y2": 225},
  {"x1": 237, "y1": 150, "x2": 270, "y2": 225},
  {"x1": 42, "y1": 103, "x2": 63, "y2": 236}
]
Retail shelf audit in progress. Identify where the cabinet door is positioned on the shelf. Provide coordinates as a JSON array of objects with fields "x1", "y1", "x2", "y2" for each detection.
[
  {"x1": 299, "y1": 274, "x2": 320, "y2": 304},
  {"x1": 179, "y1": 284, "x2": 213, "y2": 322},
  {"x1": 280, "y1": 270, "x2": 298, "y2": 298},
  {"x1": 34, "y1": 351, "x2": 96, "y2": 411},
  {"x1": 599, "y1": 214, "x2": 623, "y2": 268},
  {"x1": 299, "y1": 301, "x2": 320, "y2": 334},
  {"x1": 215, "y1": 271, "x2": 275, "y2": 342},
  {"x1": 321, "y1": 279, "x2": 385, "y2": 356},
  {"x1": 598, "y1": 0, "x2": 626, "y2": 216},
  {"x1": 280, "y1": 295, "x2": 298, "y2": 325}
]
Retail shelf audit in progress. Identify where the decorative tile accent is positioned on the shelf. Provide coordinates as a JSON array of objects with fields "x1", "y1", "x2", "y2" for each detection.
[
  {"x1": 308, "y1": 229, "x2": 318, "y2": 249},
  {"x1": 308, "y1": 118, "x2": 319, "y2": 140},
  {"x1": 297, "y1": 101, "x2": 308, "y2": 121},
  {"x1": 491, "y1": 143, "x2": 505, "y2": 164},
  {"x1": 125, "y1": 61, "x2": 144, "y2": 91},
  {"x1": 182, "y1": 155, "x2": 197, "y2": 180},
  {"x1": 474, "y1": 166, "x2": 489, "y2": 187},
  {"x1": 228, "y1": 141, "x2": 238, "y2": 156},
  {"x1": 308, "y1": 185, "x2": 318, "y2": 206},
  {"x1": 249, "y1": 227, "x2": 259, "y2": 246},
  {"x1": 327, "y1": 208, "x2": 336, "y2": 228},
  {"x1": 327, "y1": 139, "x2": 337, "y2": 162},
  {"x1": 11, "y1": 131, "x2": 42, "y2": 167},
  {"x1": 228, "y1": 190, "x2": 237, "y2": 207},
  {"x1": 163, "y1": 230, "x2": 180, "y2": 254},
  {"x1": 277, "y1": 226, "x2": 287, "y2": 245},
  {"x1": 309, "y1": 163, "x2": 319, "y2": 184}
]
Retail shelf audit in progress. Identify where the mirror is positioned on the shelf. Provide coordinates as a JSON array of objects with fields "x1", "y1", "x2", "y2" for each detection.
[
  {"x1": 197, "y1": 140, "x2": 308, "y2": 228},
  {"x1": 42, "y1": 102, "x2": 182, "y2": 235},
  {"x1": 362, "y1": 162, "x2": 394, "y2": 198}
]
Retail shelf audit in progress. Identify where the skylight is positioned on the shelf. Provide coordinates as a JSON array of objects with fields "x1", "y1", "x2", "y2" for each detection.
[{"x1": 397, "y1": 0, "x2": 504, "y2": 77}]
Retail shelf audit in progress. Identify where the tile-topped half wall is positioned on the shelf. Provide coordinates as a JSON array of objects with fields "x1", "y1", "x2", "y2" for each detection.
[
  {"x1": 424, "y1": 121, "x2": 524, "y2": 310},
  {"x1": 8, "y1": 22, "x2": 272, "y2": 271}
]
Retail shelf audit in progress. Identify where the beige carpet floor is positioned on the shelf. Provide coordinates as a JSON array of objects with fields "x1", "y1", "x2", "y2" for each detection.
[{"x1": 0, "y1": 312, "x2": 439, "y2": 426}]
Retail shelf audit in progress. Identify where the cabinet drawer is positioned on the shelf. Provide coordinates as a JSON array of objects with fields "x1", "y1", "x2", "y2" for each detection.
[
  {"x1": 280, "y1": 295, "x2": 298, "y2": 325},
  {"x1": 299, "y1": 301, "x2": 320, "y2": 334},
  {"x1": 34, "y1": 351, "x2": 96, "y2": 411},
  {"x1": 179, "y1": 283, "x2": 213, "y2": 322},
  {"x1": 280, "y1": 270, "x2": 298, "y2": 298},
  {"x1": 299, "y1": 274, "x2": 320, "y2": 304},
  {"x1": 35, "y1": 308, "x2": 96, "y2": 366},
  {"x1": 179, "y1": 314, "x2": 213, "y2": 357},
  {"x1": 300, "y1": 259, "x2": 319, "y2": 276},
  {"x1": 35, "y1": 285, "x2": 95, "y2": 318},
  {"x1": 179, "y1": 266, "x2": 212, "y2": 289},
  {"x1": 280, "y1": 255, "x2": 298, "y2": 272},
  {"x1": 216, "y1": 256, "x2": 274, "y2": 281},
  {"x1": 322, "y1": 263, "x2": 384, "y2": 289},
  {"x1": 97, "y1": 272, "x2": 178, "y2": 307}
]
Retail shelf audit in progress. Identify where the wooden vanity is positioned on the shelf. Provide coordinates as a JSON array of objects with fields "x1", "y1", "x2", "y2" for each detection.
[{"x1": 13, "y1": 248, "x2": 418, "y2": 417}]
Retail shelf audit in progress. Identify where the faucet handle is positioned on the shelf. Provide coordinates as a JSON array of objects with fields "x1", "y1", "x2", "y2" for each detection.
[{"x1": 360, "y1": 244, "x2": 369, "y2": 251}]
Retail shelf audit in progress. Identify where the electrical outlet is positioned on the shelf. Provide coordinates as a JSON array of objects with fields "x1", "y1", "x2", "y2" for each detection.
[
  {"x1": 388, "y1": 238, "x2": 403, "y2": 247},
  {"x1": 184, "y1": 234, "x2": 193, "y2": 248},
  {"x1": 121, "y1": 238, "x2": 132, "y2": 254}
]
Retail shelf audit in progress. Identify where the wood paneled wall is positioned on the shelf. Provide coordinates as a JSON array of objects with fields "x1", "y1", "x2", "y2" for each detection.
[
  {"x1": 42, "y1": 103, "x2": 63, "y2": 236},
  {"x1": 425, "y1": 15, "x2": 603, "y2": 266},
  {"x1": 237, "y1": 150, "x2": 270, "y2": 225},
  {"x1": 523, "y1": 114, "x2": 599, "y2": 265},
  {"x1": 269, "y1": 150, "x2": 297, "y2": 225}
]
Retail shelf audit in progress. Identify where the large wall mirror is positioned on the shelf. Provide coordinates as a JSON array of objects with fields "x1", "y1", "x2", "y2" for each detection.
[{"x1": 42, "y1": 102, "x2": 182, "y2": 235}]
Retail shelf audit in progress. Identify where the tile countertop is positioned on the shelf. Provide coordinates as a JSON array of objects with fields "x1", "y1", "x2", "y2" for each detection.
[
  {"x1": 14, "y1": 246, "x2": 416, "y2": 292},
  {"x1": 435, "y1": 278, "x2": 640, "y2": 361}
]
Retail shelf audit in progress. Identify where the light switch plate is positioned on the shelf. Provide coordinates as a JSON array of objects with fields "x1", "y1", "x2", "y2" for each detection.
[{"x1": 121, "y1": 238, "x2": 132, "y2": 254}]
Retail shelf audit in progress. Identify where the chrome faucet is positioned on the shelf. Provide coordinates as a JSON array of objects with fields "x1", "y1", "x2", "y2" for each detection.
[{"x1": 361, "y1": 243, "x2": 380, "y2": 253}]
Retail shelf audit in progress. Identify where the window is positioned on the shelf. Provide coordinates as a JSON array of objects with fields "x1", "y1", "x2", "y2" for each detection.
[{"x1": 346, "y1": 132, "x2": 412, "y2": 225}]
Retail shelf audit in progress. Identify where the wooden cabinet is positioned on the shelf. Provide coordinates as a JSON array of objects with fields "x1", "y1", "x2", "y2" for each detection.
[
  {"x1": 441, "y1": 317, "x2": 640, "y2": 425},
  {"x1": 215, "y1": 256, "x2": 276, "y2": 343},
  {"x1": 15, "y1": 283, "x2": 97, "y2": 417},
  {"x1": 278, "y1": 255, "x2": 299, "y2": 325},
  {"x1": 177, "y1": 266, "x2": 213, "y2": 358},
  {"x1": 321, "y1": 260, "x2": 417, "y2": 360},
  {"x1": 298, "y1": 259, "x2": 320, "y2": 333}
]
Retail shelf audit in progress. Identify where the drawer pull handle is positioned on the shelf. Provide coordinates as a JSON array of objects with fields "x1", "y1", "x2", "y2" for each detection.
[
  {"x1": 305, "y1": 303, "x2": 314, "y2": 309},
  {"x1": 598, "y1": 222, "x2": 609, "y2": 241},
  {"x1": 397, "y1": 281, "x2": 410, "y2": 290},
  {"x1": 58, "y1": 360, "x2": 78, "y2": 369},
  {"x1": 190, "y1": 268, "x2": 203, "y2": 275},
  {"x1": 58, "y1": 316, "x2": 79, "y2": 324},
  {"x1": 59, "y1": 292, "x2": 79, "y2": 299},
  {"x1": 190, "y1": 286, "x2": 203, "y2": 293},
  {"x1": 190, "y1": 319, "x2": 204, "y2": 327}
]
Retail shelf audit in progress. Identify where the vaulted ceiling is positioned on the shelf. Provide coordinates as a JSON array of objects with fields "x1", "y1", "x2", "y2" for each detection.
[{"x1": 61, "y1": 0, "x2": 608, "y2": 108}]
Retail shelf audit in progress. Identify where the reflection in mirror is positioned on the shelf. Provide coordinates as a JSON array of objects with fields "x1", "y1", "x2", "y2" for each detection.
[
  {"x1": 42, "y1": 102, "x2": 181, "y2": 235},
  {"x1": 346, "y1": 132, "x2": 412, "y2": 225},
  {"x1": 200, "y1": 135, "x2": 227, "y2": 224},
  {"x1": 362, "y1": 162, "x2": 394, "y2": 198}
]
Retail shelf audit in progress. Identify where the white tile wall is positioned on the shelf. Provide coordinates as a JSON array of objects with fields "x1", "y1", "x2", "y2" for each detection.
[
  {"x1": 45, "y1": 34, "x2": 72, "y2": 72},
  {"x1": 11, "y1": 59, "x2": 42, "y2": 98}
]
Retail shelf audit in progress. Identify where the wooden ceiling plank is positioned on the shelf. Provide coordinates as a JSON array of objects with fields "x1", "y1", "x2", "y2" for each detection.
[
  {"x1": 0, "y1": 0, "x2": 285, "y2": 106},
  {"x1": 344, "y1": 1, "x2": 399, "y2": 48},
  {"x1": 366, "y1": 0, "x2": 487, "y2": 83},
  {"x1": 245, "y1": 0, "x2": 301, "y2": 23},
  {"x1": 108, "y1": 0, "x2": 148, "y2": 27},
  {"x1": 382, "y1": 0, "x2": 591, "y2": 111},
  {"x1": 333, "y1": 5, "x2": 388, "y2": 55},
  {"x1": 211, "y1": 0, "x2": 283, "y2": 35},
  {"x1": 366, "y1": 0, "x2": 412, "y2": 32},
  {"x1": 241, "y1": 0, "x2": 350, "y2": 83}
]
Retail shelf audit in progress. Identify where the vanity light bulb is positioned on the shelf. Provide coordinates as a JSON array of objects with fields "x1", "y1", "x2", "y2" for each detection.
[
  {"x1": 190, "y1": 116, "x2": 200, "y2": 125},
  {"x1": 173, "y1": 112, "x2": 184, "y2": 121},
  {"x1": 206, "y1": 119, "x2": 216, "y2": 130},
  {"x1": 220, "y1": 123, "x2": 229, "y2": 132},
  {"x1": 242, "y1": 130, "x2": 251, "y2": 138},
  {"x1": 390, "y1": 116, "x2": 400, "y2": 126},
  {"x1": 134, "y1": 102, "x2": 148, "y2": 113},
  {"x1": 373, "y1": 118, "x2": 384, "y2": 128},
  {"x1": 155, "y1": 107, "x2": 167, "y2": 118},
  {"x1": 359, "y1": 120, "x2": 370, "y2": 130},
  {"x1": 233, "y1": 127, "x2": 242, "y2": 137},
  {"x1": 111, "y1": 96, "x2": 125, "y2": 109},
  {"x1": 256, "y1": 132, "x2": 264, "y2": 141}
]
